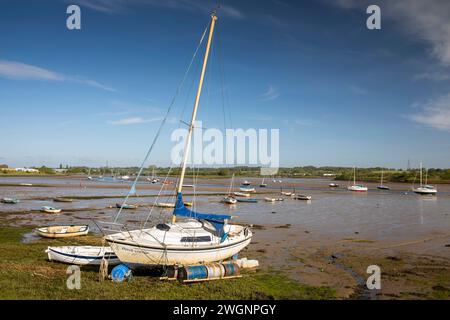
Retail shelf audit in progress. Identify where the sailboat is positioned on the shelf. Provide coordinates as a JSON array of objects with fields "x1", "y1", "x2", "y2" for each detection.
[
  {"x1": 347, "y1": 166, "x2": 368, "y2": 192},
  {"x1": 377, "y1": 169, "x2": 390, "y2": 190},
  {"x1": 147, "y1": 167, "x2": 160, "y2": 183},
  {"x1": 105, "y1": 13, "x2": 252, "y2": 267},
  {"x1": 222, "y1": 174, "x2": 237, "y2": 204},
  {"x1": 413, "y1": 163, "x2": 437, "y2": 195},
  {"x1": 259, "y1": 177, "x2": 267, "y2": 188}
]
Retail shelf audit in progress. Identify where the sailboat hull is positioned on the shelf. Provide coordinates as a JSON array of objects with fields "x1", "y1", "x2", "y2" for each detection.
[{"x1": 107, "y1": 236, "x2": 252, "y2": 267}]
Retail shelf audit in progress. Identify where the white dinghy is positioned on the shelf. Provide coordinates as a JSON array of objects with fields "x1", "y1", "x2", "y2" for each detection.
[
  {"x1": 104, "y1": 13, "x2": 252, "y2": 267},
  {"x1": 46, "y1": 246, "x2": 121, "y2": 266},
  {"x1": 36, "y1": 225, "x2": 89, "y2": 238}
]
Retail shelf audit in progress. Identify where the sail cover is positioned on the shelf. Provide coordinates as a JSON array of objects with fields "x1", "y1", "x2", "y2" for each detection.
[{"x1": 173, "y1": 193, "x2": 231, "y2": 237}]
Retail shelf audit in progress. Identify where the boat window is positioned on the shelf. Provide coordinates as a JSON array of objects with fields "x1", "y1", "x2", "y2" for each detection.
[
  {"x1": 180, "y1": 236, "x2": 211, "y2": 243},
  {"x1": 156, "y1": 224, "x2": 171, "y2": 231}
]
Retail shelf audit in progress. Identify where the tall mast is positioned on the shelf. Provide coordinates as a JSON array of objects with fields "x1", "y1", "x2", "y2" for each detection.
[
  {"x1": 381, "y1": 169, "x2": 383, "y2": 185},
  {"x1": 419, "y1": 162, "x2": 423, "y2": 187},
  {"x1": 177, "y1": 13, "x2": 218, "y2": 194},
  {"x1": 353, "y1": 166, "x2": 356, "y2": 185}
]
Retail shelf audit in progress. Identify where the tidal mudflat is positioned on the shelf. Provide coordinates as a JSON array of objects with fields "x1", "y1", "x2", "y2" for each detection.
[{"x1": 1, "y1": 176, "x2": 449, "y2": 299}]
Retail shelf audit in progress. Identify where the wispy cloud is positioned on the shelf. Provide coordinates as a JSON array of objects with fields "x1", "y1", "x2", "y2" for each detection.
[
  {"x1": 108, "y1": 117, "x2": 164, "y2": 125},
  {"x1": 0, "y1": 60, "x2": 116, "y2": 92},
  {"x1": 329, "y1": 0, "x2": 450, "y2": 65},
  {"x1": 260, "y1": 85, "x2": 280, "y2": 101},
  {"x1": 409, "y1": 93, "x2": 450, "y2": 131},
  {"x1": 67, "y1": 0, "x2": 244, "y2": 19},
  {"x1": 413, "y1": 71, "x2": 450, "y2": 82},
  {"x1": 108, "y1": 116, "x2": 178, "y2": 125},
  {"x1": 294, "y1": 118, "x2": 318, "y2": 126},
  {"x1": 0, "y1": 60, "x2": 64, "y2": 81}
]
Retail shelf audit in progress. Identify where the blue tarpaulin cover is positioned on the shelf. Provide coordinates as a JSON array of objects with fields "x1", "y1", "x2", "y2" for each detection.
[{"x1": 173, "y1": 192, "x2": 231, "y2": 237}]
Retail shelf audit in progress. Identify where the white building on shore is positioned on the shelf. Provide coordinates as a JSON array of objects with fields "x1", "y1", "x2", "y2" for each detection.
[{"x1": 15, "y1": 168, "x2": 39, "y2": 173}]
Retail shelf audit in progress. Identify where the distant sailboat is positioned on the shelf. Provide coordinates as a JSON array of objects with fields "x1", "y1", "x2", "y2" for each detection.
[
  {"x1": 240, "y1": 187, "x2": 255, "y2": 192},
  {"x1": 222, "y1": 174, "x2": 237, "y2": 204},
  {"x1": 377, "y1": 169, "x2": 390, "y2": 190},
  {"x1": 347, "y1": 166, "x2": 368, "y2": 192},
  {"x1": 413, "y1": 163, "x2": 437, "y2": 195},
  {"x1": 260, "y1": 177, "x2": 267, "y2": 188},
  {"x1": 147, "y1": 167, "x2": 160, "y2": 183}
]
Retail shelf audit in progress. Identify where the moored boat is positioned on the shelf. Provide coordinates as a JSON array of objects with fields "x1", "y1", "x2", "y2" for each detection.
[
  {"x1": 236, "y1": 198, "x2": 258, "y2": 203},
  {"x1": 1, "y1": 198, "x2": 19, "y2": 204},
  {"x1": 222, "y1": 196, "x2": 237, "y2": 204},
  {"x1": 53, "y1": 197, "x2": 73, "y2": 202},
  {"x1": 329, "y1": 183, "x2": 339, "y2": 187},
  {"x1": 234, "y1": 192, "x2": 250, "y2": 197},
  {"x1": 348, "y1": 167, "x2": 368, "y2": 192},
  {"x1": 41, "y1": 206, "x2": 62, "y2": 214},
  {"x1": 155, "y1": 202, "x2": 176, "y2": 208},
  {"x1": 36, "y1": 225, "x2": 89, "y2": 238},
  {"x1": 295, "y1": 195, "x2": 312, "y2": 201},
  {"x1": 377, "y1": 169, "x2": 390, "y2": 190},
  {"x1": 413, "y1": 164, "x2": 437, "y2": 195},
  {"x1": 240, "y1": 187, "x2": 255, "y2": 193},
  {"x1": 46, "y1": 246, "x2": 121, "y2": 266},
  {"x1": 259, "y1": 178, "x2": 267, "y2": 188},
  {"x1": 116, "y1": 203, "x2": 138, "y2": 209}
]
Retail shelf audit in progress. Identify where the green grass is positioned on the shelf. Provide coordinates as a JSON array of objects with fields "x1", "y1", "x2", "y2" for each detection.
[{"x1": 0, "y1": 227, "x2": 335, "y2": 300}]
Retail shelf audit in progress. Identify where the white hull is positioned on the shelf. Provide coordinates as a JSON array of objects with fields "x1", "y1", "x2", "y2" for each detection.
[
  {"x1": 413, "y1": 187, "x2": 437, "y2": 195},
  {"x1": 108, "y1": 237, "x2": 251, "y2": 267},
  {"x1": 106, "y1": 221, "x2": 252, "y2": 266},
  {"x1": 46, "y1": 246, "x2": 121, "y2": 266},
  {"x1": 347, "y1": 185, "x2": 368, "y2": 192}
]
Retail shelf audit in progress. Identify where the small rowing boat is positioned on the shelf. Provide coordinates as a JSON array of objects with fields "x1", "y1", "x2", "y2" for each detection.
[
  {"x1": 36, "y1": 225, "x2": 89, "y2": 238},
  {"x1": 234, "y1": 192, "x2": 250, "y2": 197},
  {"x1": 116, "y1": 203, "x2": 138, "y2": 209},
  {"x1": 236, "y1": 198, "x2": 258, "y2": 203},
  {"x1": 329, "y1": 183, "x2": 339, "y2": 187},
  {"x1": 265, "y1": 197, "x2": 283, "y2": 202},
  {"x1": 46, "y1": 246, "x2": 121, "y2": 266},
  {"x1": 295, "y1": 195, "x2": 312, "y2": 201},
  {"x1": 41, "y1": 206, "x2": 61, "y2": 214},
  {"x1": 155, "y1": 202, "x2": 176, "y2": 208},
  {"x1": 240, "y1": 187, "x2": 255, "y2": 192},
  {"x1": 53, "y1": 197, "x2": 73, "y2": 203},
  {"x1": 1, "y1": 198, "x2": 19, "y2": 204}
]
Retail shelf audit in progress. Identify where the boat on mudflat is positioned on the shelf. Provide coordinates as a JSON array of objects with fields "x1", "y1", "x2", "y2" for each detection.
[
  {"x1": 53, "y1": 197, "x2": 74, "y2": 203},
  {"x1": 41, "y1": 206, "x2": 62, "y2": 214},
  {"x1": 36, "y1": 225, "x2": 89, "y2": 238},
  {"x1": 46, "y1": 246, "x2": 121, "y2": 266},
  {"x1": 295, "y1": 195, "x2": 312, "y2": 201},
  {"x1": 104, "y1": 12, "x2": 252, "y2": 267},
  {"x1": 1, "y1": 198, "x2": 19, "y2": 204},
  {"x1": 116, "y1": 203, "x2": 138, "y2": 209},
  {"x1": 236, "y1": 198, "x2": 258, "y2": 203}
]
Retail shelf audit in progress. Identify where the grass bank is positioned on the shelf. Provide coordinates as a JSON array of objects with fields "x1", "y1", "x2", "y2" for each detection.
[{"x1": 0, "y1": 227, "x2": 335, "y2": 300}]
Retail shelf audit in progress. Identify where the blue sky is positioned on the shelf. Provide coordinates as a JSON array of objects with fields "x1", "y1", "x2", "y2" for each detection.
[{"x1": 1, "y1": 0, "x2": 450, "y2": 169}]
